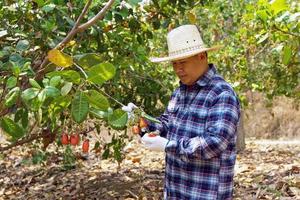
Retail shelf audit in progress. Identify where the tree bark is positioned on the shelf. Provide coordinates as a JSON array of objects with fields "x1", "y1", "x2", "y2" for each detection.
[{"x1": 237, "y1": 110, "x2": 246, "y2": 152}]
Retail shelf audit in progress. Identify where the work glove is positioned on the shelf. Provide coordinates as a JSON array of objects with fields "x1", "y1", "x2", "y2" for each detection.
[
  {"x1": 121, "y1": 102, "x2": 138, "y2": 119},
  {"x1": 122, "y1": 102, "x2": 137, "y2": 112},
  {"x1": 141, "y1": 133, "x2": 168, "y2": 152}
]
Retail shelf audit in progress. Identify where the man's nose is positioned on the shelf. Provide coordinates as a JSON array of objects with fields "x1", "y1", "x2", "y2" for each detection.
[{"x1": 175, "y1": 65, "x2": 184, "y2": 72}]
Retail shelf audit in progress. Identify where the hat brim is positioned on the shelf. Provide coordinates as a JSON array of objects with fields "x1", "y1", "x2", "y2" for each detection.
[{"x1": 150, "y1": 45, "x2": 222, "y2": 63}]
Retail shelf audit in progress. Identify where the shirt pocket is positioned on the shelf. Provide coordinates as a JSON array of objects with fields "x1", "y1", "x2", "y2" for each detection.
[
  {"x1": 188, "y1": 106, "x2": 208, "y2": 137},
  {"x1": 167, "y1": 99, "x2": 179, "y2": 117},
  {"x1": 166, "y1": 99, "x2": 180, "y2": 139}
]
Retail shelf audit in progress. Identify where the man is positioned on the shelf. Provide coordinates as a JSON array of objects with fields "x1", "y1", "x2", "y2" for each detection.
[{"x1": 124, "y1": 25, "x2": 240, "y2": 199}]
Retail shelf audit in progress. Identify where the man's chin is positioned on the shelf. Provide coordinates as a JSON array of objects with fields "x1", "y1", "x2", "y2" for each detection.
[{"x1": 181, "y1": 80, "x2": 193, "y2": 86}]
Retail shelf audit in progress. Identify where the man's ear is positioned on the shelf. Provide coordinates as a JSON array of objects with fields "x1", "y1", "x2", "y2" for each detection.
[{"x1": 198, "y1": 53, "x2": 206, "y2": 60}]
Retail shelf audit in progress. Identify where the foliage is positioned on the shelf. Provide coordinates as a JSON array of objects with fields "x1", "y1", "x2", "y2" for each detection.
[
  {"x1": 0, "y1": 0, "x2": 299, "y2": 167},
  {"x1": 147, "y1": 0, "x2": 299, "y2": 103}
]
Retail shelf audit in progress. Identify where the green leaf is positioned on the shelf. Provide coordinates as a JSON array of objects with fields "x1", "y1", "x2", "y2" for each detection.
[
  {"x1": 11, "y1": 65, "x2": 21, "y2": 77},
  {"x1": 22, "y1": 110, "x2": 29, "y2": 128},
  {"x1": 4, "y1": 87, "x2": 20, "y2": 108},
  {"x1": 33, "y1": 0, "x2": 45, "y2": 7},
  {"x1": 128, "y1": 0, "x2": 141, "y2": 7},
  {"x1": 24, "y1": 97, "x2": 41, "y2": 111},
  {"x1": 256, "y1": 10, "x2": 269, "y2": 22},
  {"x1": 49, "y1": 76, "x2": 61, "y2": 87},
  {"x1": 6, "y1": 76, "x2": 17, "y2": 89},
  {"x1": 29, "y1": 79, "x2": 42, "y2": 89},
  {"x1": 77, "y1": 53, "x2": 103, "y2": 69},
  {"x1": 119, "y1": 7, "x2": 129, "y2": 18},
  {"x1": 141, "y1": 112, "x2": 161, "y2": 124},
  {"x1": 16, "y1": 40, "x2": 30, "y2": 51},
  {"x1": 108, "y1": 109, "x2": 128, "y2": 130},
  {"x1": 258, "y1": 0, "x2": 269, "y2": 7},
  {"x1": 42, "y1": 78, "x2": 49, "y2": 87},
  {"x1": 71, "y1": 92, "x2": 89, "y2": 123},
  {"x1": 32, "y1": 151, "x2": 47, "y2": 164},
  {"x1": 14, "y1": 108, "x2": 24, "y2": 123},
  {"x1": 0, "y1": 117, "x2": 25, "y2": 141},
  {"x1": 14, "y1": 109, "x2": 28, "y2": 128},
  {"x1": 87, "y1": 63, "x2": 116, "y2": 85},
  {"x1": 53, "y1": 95, "x2": 71, "y2": 108},
  {"x1": 9, "y1": 53, "x2": 23, "y2": 63},
  {"x1": 21, "y1": 88, "x2": 40, "y2": 101},
  {"x1": 44, "y1": 86, "x2": 60, "y2": 98},
  {"x1": 46, "y1": 70, "x2": 81, "y2": 84},
  {"x1": 61, "y1": 82, "x2": 73, "y2": 96},
  {"x1": 85, "y1": 90, "x2": 109, "y2": 110},
  {"x1": 102, "y1": 149, "x2": 110, "y2": 159},
  {"x1": 94, "y1": 141, "x2": 100, "y2": 149},
  {"x1": 89, "y1": 108, "x2": 108, "y2": 119},
  {"x1": 270, "y1": 0, "x2": 288, "y2": 15},
  {"x1": 38, "y1": 89, "x2": 46, "y2": 102},
  {"x1": 282, "y1": 45, "x2": 292, "y2": 65},
  {"x1": 42, "y1": 3, "x2": 56, "y2": 12}
]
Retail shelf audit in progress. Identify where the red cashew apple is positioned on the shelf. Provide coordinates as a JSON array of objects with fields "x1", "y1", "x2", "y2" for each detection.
[
  {"x1": 70, "y1": 134, "x2": 80, "y2": 146},
  {"x1": 132, "y1": 125, "x2": 140, "y2": 135},
  {"x1": 82, "y1": 139, "x2": 89, "y2": 153},
  {"x1": 139, "y1": 117, "x2": 148, "y2": 128},
  {"x1": 61, "y1": 133, "x2": 69, "y2": 145}
]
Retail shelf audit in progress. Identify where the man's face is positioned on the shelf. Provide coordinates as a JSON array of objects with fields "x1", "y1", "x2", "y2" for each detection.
[{"x1": 172, "y1": 53, "x2": 208, "y2": 86}]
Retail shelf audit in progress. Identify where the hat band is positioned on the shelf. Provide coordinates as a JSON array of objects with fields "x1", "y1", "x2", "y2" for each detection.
[{"x1": 169, "y1": 44, "x2": 207, "y2": 57}]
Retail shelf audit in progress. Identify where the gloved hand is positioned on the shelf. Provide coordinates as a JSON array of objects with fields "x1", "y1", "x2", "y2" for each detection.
[
  {"x1": 122, "y1": 102, "x2": 138, "y2": 112},
  {"x1": 121, "y1": 102, "x2": 138, "y2": 119},
  {"x1": 141, "y1": 133, "x2": 168, "y2": 152}
]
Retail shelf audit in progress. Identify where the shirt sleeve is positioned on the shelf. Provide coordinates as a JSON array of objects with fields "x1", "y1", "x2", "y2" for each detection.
[
  {"x1": 146, "y1": 111, "x2": 169, "y2": 137},
  {"x1": 165, "y1": 91, "x2": 240, "y2": 159}
]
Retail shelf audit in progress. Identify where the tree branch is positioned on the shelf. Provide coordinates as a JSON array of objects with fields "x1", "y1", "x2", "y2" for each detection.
[
  {"x1": 37, "y1": 0, "x2": 115, "y2": 75},
  {"x1": 0, "y1": 121, "x2": 38, "y2": 152},
  {"x1": 56, "y1": 0, "x2": 93, "y2": 49},
  {"x1": 272, "y1": 25, "x2": 300, "y2": 38},
  {"x1": 78, "y1": 0, "x2": 115, "y2": 31},
  {"x1": 0, "y1": 125, "x2": 96, "y2": 152}
]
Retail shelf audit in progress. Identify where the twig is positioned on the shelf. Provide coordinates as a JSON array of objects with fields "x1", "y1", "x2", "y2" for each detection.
[
  {"x1": 0, "y1": 133, "x2": 41, "y2": 152},
  {"x1": 74, "y1": 61, "x2": 125, "y2": 107},
  {"x1": 56, "y1": 0, "x2": 93, "y2": 48},
  {"x1": 98, "y1": 87, "x2": 125, "y2": 107},
  {"x1": 125, "y1": 189, "x2": 139, "y2": 199},
  {"x1": 74, "y1": 62, "x2": 88, "y2": 79},
  {"x1": 252, "y1": 43, "x2": 269, "y2": 59},
  {"x1": 78, "y1": 0, "x2": 115, "y2": 31},
  {"x1": 272, "y1": 25, "x2": 300, "y2": 38},
  {"x1": 0, "y1": 121, "x2": 98, "y2": 152},
  {"x1": 126, "y1": 70, "x2": 167, "y2": 91},
  {"x1": 37, "y1": 0, "x2": 115, "y2": 74},
  {"x1": 0, "y1": 121, "x2": 38, "y2": 152}
]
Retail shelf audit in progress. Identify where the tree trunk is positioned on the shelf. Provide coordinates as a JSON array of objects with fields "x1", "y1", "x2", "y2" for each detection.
[{"x1": 237, "y1": 110, "x2": 246, "y2": 152}]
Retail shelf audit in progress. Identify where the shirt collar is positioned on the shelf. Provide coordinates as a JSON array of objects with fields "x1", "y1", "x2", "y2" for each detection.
[{"x1": 196, "y1": 64, "x2": 216, "y2": 87}]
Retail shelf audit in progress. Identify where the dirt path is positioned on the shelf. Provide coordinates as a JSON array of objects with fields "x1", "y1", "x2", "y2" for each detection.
[{"x1": 0, "y1": 139, "x2": 300, "y2": 199}]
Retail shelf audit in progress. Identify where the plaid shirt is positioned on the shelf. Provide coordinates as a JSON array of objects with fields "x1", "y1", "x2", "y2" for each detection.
[{"x1": 148, "y1": 64, "x2": 240, "y2": 200}]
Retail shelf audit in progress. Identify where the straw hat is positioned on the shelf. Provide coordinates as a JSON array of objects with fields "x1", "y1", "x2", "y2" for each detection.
[{"x1": 150, "y1": 25, "x2": 222, "y2": 63}]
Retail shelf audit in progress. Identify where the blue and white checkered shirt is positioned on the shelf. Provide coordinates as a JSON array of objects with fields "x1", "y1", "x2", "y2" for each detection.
[{"x1": 148, "y1": 64, "x2": 240, "y2": 200}]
